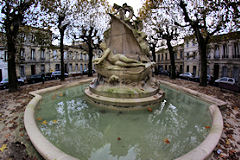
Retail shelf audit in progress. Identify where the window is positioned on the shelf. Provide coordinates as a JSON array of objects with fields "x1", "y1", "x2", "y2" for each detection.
[
  {"x1": 55, "y1": 64, "x2": 60, "y2": 71},
  {"x1": 75, "y1": 64, "x2": 78, "y2": 71},
  {"x1": 64, "y1": 51, "x2": 67, "y2": 59},
  {"x1": 20, "y1": 66, "x2": 25, "y2": 77},
  {"x1": 187, "y1": 52, "x2": 189, "y2": 60},
  {"x1": 214, "y1": 45, "x2": 220, "y2": 59},
  {"x1": 41, "y1": 64, "x2": 45, "y2": 73},
  {"x1": 84, "y1": 64, "x2": 87, "y2": 70},
  {"x1": 53, "y1": 50, "x2": 57, "y2": 60},
  {"x1": 76, "y1": 52, "x2": 78, "y2": 60},
  {"x1": 186, "y1": 41, "x2": 189, "y2": 48},
  {"x1": 31, "y1": 34, "x2": 36, "y2": 43},
  {"x1": 158, "y1": 54, "x2": 160, "y2": 62},
  {"x1": 80, "y1": 64, "x2": 83, "y2": 73},
  {"x1": 165, "y1": 53, "x2": 168, "y2": 60},
  {"x1": 31, "y1": 49, "x2": 35, "y2": 60},
  {"x1": 222, "y1": 66, "x2": 228, "y2": 77},
  {"x1": 80, "y1": 53, "x2": 83, "y2": 60},
  {"x1": 4, "y1": 51, "x2": 8, "y2": 62},
  {"x1": 192, "y1": 52, "x2": 196, "y2": 59},
  {"x1": 161, "y1": 54, "x2": 163, "y2": 61},
  {"x1": 20, "y1": 48, "x2": 25, "y2": 57},
  {"x1": 180, "y1": 50, "x2": 184, "y2": 59},
  {"x1": 165, "y1": 65, "x2": 167, "y2": 70},
  {"x1": 187, "y1": 65, "x2": 189, "y2": 72},
  {"x1": 69, "y1": 63, "x2": 72, "y2": 72},
  {"x1": 41, "y1": 49, "x2": 45, "y2": 60},
  {"x1": 222, "y1": 44, "x2": 228, "y2": 58},
  {"x1": 232, "y1": 67, "x2": 239, "y2": 82},
  {"x1": 233, "y1": 43, "x2": 240, "y2": 58}
]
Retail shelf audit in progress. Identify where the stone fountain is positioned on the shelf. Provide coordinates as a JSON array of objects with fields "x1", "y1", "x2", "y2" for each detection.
[{"x1": 85, "y1": 4, "x2": 164, "y2": 108}]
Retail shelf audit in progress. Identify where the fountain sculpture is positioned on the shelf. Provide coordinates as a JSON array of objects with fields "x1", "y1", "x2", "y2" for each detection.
[{"x1": 85, "y1": 3, "x2": 164, "y2": 108}]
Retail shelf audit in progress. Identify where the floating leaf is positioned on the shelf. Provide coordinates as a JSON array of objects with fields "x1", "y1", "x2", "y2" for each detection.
[
  {"x1": 42, "y1": 120, "x2": 47, "y2": 125},
  {"x1": 205, "y1": 126, "x2": 211, "y2": 129},
  {"x1": 51, "y1": 94, "x2": 56, "y2": 100},
  {"x1": 164, "y1": 138, "x2": 170, "y2": 144},
  {"x1": 59, "y1": 93, "x2": 63, "y2": 97},
  {"x1": 0, "y1": 144, "x2": 7, "y2": 152},
  {"x1": 52, "y1": 120, "x2": 57, "y2": 123},
  {"x1": 147, "y1": 107, "x2": 152, "y2": 112},
  {"x1": 117, "y1": 137, "x2": 121, "y2": 141},
  {"x1": 36, "y1": 117, "x2": 42, "y2": 121}
]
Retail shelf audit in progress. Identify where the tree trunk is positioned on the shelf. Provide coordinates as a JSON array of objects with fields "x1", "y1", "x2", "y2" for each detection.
[
  {"x1": 60, "y1": 30, "x2": 65, "y2": 81},
  {"x1": 194, "y1": 30, "x2": 208, "y2": 86},
  {"x1": 199, "y1": 42, "x2": 208, "y2": 86},
  {"x1": 167, "y1": 39, "x2": 176, "y2": 79},
  {"x1": 88, "y1": 45, "x2": 93, "y2": 77},
  {"x1": 151, "y1": 44, "x2": 158, "y2": 75},
  {"x1": 7, "y1": 36, "x2": 18, "y2": 92}
]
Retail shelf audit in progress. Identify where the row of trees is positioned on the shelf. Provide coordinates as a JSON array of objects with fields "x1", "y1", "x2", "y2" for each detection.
[
  {"x1": 140, "y1": 0, "x2": 239, "y2": 86},
  {"x1": 0, "y1": 0, "x2": 111, "y2": 92}
]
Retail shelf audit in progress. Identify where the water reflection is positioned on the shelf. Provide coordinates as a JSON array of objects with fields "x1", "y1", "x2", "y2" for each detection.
[{"x1": 36, "y1": 84, "x2": 211, "y2": 160}]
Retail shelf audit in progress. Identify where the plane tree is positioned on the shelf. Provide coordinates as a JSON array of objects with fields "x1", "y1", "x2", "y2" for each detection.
[
  {"x1": 0, "y1": 0, "x2": 38, "y2": 92},
  {"x1": 39, "y1": 0, "x2": 78, "y2": 81},
  {"x1": 72, "y1": 0, "x2": 110, "y2": 77},
  {"x1": 140, "y1": 0, "x2": 181, "y2": 79}
]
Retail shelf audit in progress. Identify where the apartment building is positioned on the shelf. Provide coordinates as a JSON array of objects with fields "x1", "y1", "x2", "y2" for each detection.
[
  {"x1": 0, "y1": 26, "x2": 100, "y2": 80},
  {"x1": 156, "y1": 32, "x2": 240, "y2": 83},
  {"x1": 156, "y1": 44, "x2": 184, "y2": 74}
]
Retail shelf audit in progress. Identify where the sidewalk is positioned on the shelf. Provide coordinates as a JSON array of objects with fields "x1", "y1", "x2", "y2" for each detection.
[{"x1": 0, "y1": 75, "x2": 239, "y2": 159}]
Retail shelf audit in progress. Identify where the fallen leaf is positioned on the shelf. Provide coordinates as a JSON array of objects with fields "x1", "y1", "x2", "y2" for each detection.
[
  {"x1": 42, "y1": 120, "x2": 47, "y2": 125},
  {"x1": 164, "y1": 138, "x2": 170, "y2": 144},
  {"x1": 0, "y1": 144, "x2": 7, "y2": 152},
  {"x1": 20, "y1": 133, "x2": 24, "y2": 137},
  {"x1": 5, "y1": 133, "x2": 11, "y2": 139},
  {"x1": 226, "y1": 139, "x2": 230, "y2": 145}
]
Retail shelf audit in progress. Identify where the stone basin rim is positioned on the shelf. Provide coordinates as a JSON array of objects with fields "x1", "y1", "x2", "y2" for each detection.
[{"x1": 24, "y1": 78, "x2": 223, "y2": 160}]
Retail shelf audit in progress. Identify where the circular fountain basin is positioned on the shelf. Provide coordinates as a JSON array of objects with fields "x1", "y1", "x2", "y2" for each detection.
[{"x1": 24, "y1": 79, "x2": 224, "y2": 160}]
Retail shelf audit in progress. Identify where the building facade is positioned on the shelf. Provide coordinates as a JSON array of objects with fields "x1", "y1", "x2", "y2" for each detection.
[
  {"x1": 0, "y1": 26, "x2": 99, "y2": 81},
  {"x1": 156, "y1": 32, "x2": 240, "y2": 83},
  {"x1": 157, "y1": 44, "x2": 184, "y2": 74}
]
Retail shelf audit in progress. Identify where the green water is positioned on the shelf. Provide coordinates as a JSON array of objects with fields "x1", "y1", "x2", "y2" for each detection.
[{"x1": 35, "y1": 84, "x2": 212, "y2": 160}]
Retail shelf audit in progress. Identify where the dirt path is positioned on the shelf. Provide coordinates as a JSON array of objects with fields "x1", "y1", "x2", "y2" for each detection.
[{"x1": 0, "y1": 75, "x2": 239, "y2": 159}]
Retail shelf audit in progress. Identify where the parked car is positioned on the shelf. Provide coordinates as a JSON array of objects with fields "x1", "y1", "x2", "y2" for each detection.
[
  {"x1": 179, "y1": 72, "x2": 193, "y2": 80},
  {"x1": 214, "y1": 77, "x2": 236, "y2": 85},
  {"x1": 158, "y1": 70, "x2": 169, "y2": 76},
  {"x1": 44, "y1": 72, "x2": 53, "y2": 81},
  {"x1": 51, "y1": 71, "x2": 68, "y2": 79},
  {"x1": 27, "y1": 74, "x2": 43, "y2": 84},
  {"x1": 83, "y1": 69, "x2": 96, "y2": 75},
  {"x1": 0, "y1": 78, "x2": 25, "y2": 89},
  {"x1": 192, "y1": 75, "x2": 214, "y2": 84}
]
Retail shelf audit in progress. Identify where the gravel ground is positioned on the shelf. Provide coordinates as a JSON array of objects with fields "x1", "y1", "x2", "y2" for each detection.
[{"x1": 0, "y1": 75, "x2": 239, "y2": 160}]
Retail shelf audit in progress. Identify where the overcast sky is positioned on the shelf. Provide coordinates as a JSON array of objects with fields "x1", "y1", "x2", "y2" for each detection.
[{"x1": 108, "y1": 0, "x2": 144, "y2": 15}]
